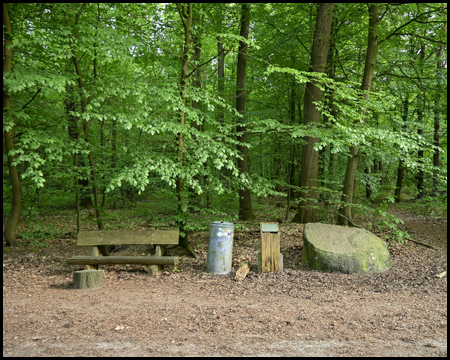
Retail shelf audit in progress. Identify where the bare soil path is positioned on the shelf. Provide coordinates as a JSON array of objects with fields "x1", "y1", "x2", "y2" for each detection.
[{"x1": 3, "y1": 213, "x2": 447, "y2": 356}]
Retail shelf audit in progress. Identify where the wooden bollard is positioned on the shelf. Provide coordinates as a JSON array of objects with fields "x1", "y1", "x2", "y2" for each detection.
[{"x1": 259, "y1": 223, "x2": 282, "y2": 273}]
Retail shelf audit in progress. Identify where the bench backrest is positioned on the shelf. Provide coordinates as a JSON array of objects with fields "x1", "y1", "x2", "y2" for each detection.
[{"x1": 77, "y1": 230, "x2": 179, "y2": 246}]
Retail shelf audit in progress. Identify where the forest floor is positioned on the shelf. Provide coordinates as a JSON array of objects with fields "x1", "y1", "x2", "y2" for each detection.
[{"x1": 3, "y1": 205, "x2": 447, "y2": 357}]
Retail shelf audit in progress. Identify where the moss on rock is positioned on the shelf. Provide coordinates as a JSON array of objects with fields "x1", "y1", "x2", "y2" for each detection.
[{"x1": 302, "y1": 223, "x2": 392, "y2": 274}]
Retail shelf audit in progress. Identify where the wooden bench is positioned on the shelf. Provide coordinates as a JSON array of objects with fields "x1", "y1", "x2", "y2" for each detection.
[{"x1": 67, "y1": 229, "x2": 179, "y2": 276}]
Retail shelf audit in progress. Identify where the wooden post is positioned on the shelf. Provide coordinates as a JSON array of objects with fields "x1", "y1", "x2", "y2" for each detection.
[
  {"x1": 86, "y1": 246, "x2": 100, "y2": 270},
  {"x1": 260, "y1": 223, "x2": 281, "y2": 273},
  {"x1": 147, "y1": 245, "x2": 163, "y2": 276}
]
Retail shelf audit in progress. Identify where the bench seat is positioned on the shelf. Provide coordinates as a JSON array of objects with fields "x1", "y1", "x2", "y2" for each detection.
[
  {"x1": 67, "y1": 255, "x2": 179, "y2": 266},
  {"x1": 67, "y1": 229, "x2": 180, "y2": 276}
]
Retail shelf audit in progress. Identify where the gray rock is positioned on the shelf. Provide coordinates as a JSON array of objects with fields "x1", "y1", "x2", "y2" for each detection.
[{"x1": 302, "y1": 223, "x2": 392, "y2": 274}]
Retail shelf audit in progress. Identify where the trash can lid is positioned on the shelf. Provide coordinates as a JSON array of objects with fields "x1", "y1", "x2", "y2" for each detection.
[{"x1": 210, "y1": 221, "x2": 234, "y2": 228}]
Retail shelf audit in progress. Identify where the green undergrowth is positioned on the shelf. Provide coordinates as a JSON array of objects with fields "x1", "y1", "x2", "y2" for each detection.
[{"x1": 8, "y1": 183, "x2": 447, "y2": 249}]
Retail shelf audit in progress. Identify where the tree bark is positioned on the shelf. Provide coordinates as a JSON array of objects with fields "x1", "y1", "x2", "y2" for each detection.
[
  {"x1": 190, "y1": 11, "x2": 205, "y2": 208},
  {"x1": 432, "y1": 7, "x2": 446, "y2": 196},
  {"x1": 338, "y1": 4, "x2": 379, "y2": 226},
  {"x1": 288, "y1": 77, "x2": 297, "y2": 199},
  {"x1": 293, "y1": 3, "x2": 334, "y2": 224},
  {"x1": 236, "y1": 4, "x2": 255, "y2": 221},
  {"x1": 416, "y1": 45, "x2": 425, "y2": 199},
  {"x1": 176, "y1": 3, "x2": 196, "y2": 257},
  {"x1": 217, "y1": 5, "x2": 225, "y2": 126},
  {"x1": 3, "y1": 3, "x2": 21, "y2": 247},
  {"x1": 394, "y1": 97, "x2": 409, "y2": 202},
  {"x1": 66, "y1": 4, "x2": 105, "y2": 250},
  {"x1": 65, "y1": 77, "x2": 93, "y2": 210},
  {"x1": 394, "y1": 159, "x2": 405, "y2": 202}
]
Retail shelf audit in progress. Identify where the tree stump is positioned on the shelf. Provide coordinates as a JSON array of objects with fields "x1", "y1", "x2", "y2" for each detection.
[{"x1": 73, "y1": 269, "x2": 106, "y2": 289}]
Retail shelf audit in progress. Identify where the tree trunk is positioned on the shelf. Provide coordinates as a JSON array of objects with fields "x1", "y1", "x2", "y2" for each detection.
[
  {"x1": 288, "y1": 77, "x2": 297, "y2": 199},
  {"x1": 394, "y1": 159, "x2": 405, "y2": 202},
  {"x1": 338, "y1": 4, "x2": 379, "y2": 226},
  {"x1": 65, "y1": 79, "x2": 93, "y2": 210},
  {"x1": 3, "y1": 3, "x2": 21, "y2": 247},
  {"x1": 416, "y1": 46, "x2": 425, "y2": 200},
  {"x1": 293, "y1": 3, "x2": 334, "y2": 224},
  {"x1": 217, "y1": 22, "x2": 227, "y2": 181},
  {"x1": 217, "y1": 4, "x2": 225, "y2": 126},
  {"x1": 176, "y1": 4, "x2": 196, "y2": 257},
  {"x1": 364, "y1": 163, "x2": 372, "y2": 199},
  {"x1": 432, "y1": 8, "x2": 446, "y2": 196},
  {"x1": 394, "y1": 97, "x2": 409, "y2": 203},
  {"x1": 190, "y1": 11, "x2": 206, "y2": 209},
  {"x1": 236, "y1": 4, "x2": 255, "y2": 221},
  {"x1": 66, "y1": 5, "x2": 105, "y2": 252}
]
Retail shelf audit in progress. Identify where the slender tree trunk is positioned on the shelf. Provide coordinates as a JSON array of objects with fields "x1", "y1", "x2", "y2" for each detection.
[
  {"x1": 3, "y1": 3, "x2": 21, "y2": 247},
  {"x1": 432, "y1": 99, "x2": 441, "y2": 196},
  {"x1": 338, "y1": 5, "x2": 379, "y2": 226},
  {"x1": 324, "y1": 46, "x2": 337, "y2": 197},
  {"x1": 394, "y1": 160, "x2": 405, "y2": 202},
  {"x1": 176, "y1": 4, "x2": 196, "y2": 257},
  {"x1": 65, "y1": 78, "x2": 93, "y2": 211},
  {"x1": 288, "y1": 77, "x2": 296, "y2": 199},
  {"x1": 236, "y1": 3, "x2": 255, "y2": 221},
  {"x1": 416, "y1": 46, "x2": 425, "y2": 199},
  {"x1": 394, "y1": 97, "x2": 409, "y2": 202},
  {"x1": 293, "y1": 3, "x2": 334, "y2": 224},
  {"x1": 432, "y1": 8, "x2": 446, "y2": 196},
  {"x1": 190, "y1": 12, "x2": 211, "y2": 209},
  {"x1": 66, "y1": 5, "x2": 106, "y2": 255},
  {"x1": 364, "y1": 163, "x2": 372, "y2": 199},
  {"x1": 217, "y1": 26, "x2": 227, "y2": 181},
  {"x1": 217, "y1": 5, "x2": 225, "y2": 126},
  {"x1": 416, "y1": 127, "x2": 424, "y2": 199}
]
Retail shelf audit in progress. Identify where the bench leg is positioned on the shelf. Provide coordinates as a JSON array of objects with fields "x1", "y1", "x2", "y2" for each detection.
[
  {"x1": 147, "y1": 245, "x2": 163, "y2": 276},
  {"x1": 84, "y1": 246, "x2": 100, "y2": 270}
]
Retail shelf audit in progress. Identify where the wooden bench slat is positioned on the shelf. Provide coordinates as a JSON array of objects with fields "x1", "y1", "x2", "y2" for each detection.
[
  {"x1": 67, "y1": 256, "x2": 179, "y2": 266},
  {"x1": 77, "y1": 230, "x2": 179, "y2": 246}
]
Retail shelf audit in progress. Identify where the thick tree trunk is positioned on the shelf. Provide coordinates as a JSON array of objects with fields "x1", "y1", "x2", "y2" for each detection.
[
  {"x1": 236, "y1": 4, "x2": 255, "y2": 221},
  {"x1": 293, "y1": 3, "x2": 334, "y2": 224},
  {"x1": 338, "y1": 5, "x2": 379, "y2": 226},
  {"x1": 3, "y1": 3, "x2": 21, "y2": 247}
]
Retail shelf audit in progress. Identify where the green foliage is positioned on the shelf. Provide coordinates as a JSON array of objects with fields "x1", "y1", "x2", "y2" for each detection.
[
  {"x1": 370, "y1": 197, "x2": 410, "y2": 244},
  {"x1": 20, "y1": 220, "x2": 60, "y2": 248},
  {"x1": 3, "y1": 3, "x2": 447, "y2": 245}
]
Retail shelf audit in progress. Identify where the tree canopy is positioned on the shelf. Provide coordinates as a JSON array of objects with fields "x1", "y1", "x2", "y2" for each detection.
[{"x1": 3, "y1": 3, "x2": 447, "y2": 248}]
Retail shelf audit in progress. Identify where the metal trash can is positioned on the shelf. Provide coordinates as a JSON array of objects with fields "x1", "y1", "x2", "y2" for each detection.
[{"x1": 206, "y1": 221, "x2": 234, "y2": 274}]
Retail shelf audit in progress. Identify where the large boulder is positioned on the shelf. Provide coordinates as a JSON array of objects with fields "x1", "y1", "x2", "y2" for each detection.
[{"x1": 302, "y1": 223, "x2": 392, "y2": 274}]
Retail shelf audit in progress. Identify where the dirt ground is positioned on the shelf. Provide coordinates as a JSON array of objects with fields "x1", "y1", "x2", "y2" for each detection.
[{"x1": 3, "y1": 211, "x2": 447, "y2": 357}]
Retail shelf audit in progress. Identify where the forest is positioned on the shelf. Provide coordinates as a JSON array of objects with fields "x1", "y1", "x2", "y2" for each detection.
[
  {"x1": 3, "y1": 3, "x2": 447, "y2": 250},
  {"x1": 3, "y1": 3, "x2": 448, "y2": 356}
]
